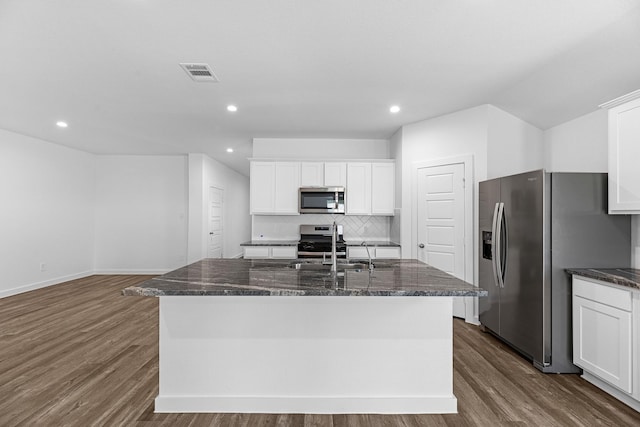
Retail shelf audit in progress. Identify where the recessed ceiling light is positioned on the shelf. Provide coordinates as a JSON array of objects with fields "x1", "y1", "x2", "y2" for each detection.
[
  {"x1": 227, "y1": 105, "x2": 238, "y2": 112},
  {"x1": 389, "y1": 105, "x2": 400, "y2": 114},
  {"x1": 226, "y1": 148, "x2": 234, "y2": 153},
  {"x1": 56, "y1": 121, "x2": 68, "y2": 128}
]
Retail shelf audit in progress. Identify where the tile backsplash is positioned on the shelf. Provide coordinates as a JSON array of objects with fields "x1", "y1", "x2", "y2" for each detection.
[{"x1": 252, "y1": 214, "x2": 391, "y2": 241}]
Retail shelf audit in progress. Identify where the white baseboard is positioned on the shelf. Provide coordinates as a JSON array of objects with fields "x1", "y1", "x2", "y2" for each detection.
[
  {"x1": 581, "y1": 372, "x2": 640, "y2": 412},
  {"x1": 155, "y1": 395, "x2": 457, "y2": 414},
  {"x1": 230, "y1": 252, "x2": 244, "y2": 259},
  {"x1": 0, "y1": 268, "x2": 168, "y2": 299},
  {"x1": 465, "y1": 316, "x2": 480, "y2": 325},
  {"x1": 0, "y1": 271, "x2": 93, "y2": 299},
  {"x1": 92, "y1": 269, "x2": 168, "y2": 275}
]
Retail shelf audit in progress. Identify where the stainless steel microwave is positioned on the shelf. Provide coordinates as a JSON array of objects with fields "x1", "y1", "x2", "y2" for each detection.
[{"x1": 299, "y1": 187, "x2": 345, "y2": 214}]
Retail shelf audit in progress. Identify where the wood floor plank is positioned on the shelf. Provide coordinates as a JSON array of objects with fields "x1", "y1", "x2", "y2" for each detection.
[{"x1": 1, "y1": 275, "x2": 639, "y2": 426}]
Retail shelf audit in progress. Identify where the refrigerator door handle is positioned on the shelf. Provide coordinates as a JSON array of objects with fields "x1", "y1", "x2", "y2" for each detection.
[
  {"x1": 495, "y1": 202, "x2": 505, "y2": 288},
  {"x1": 500, "y1": 202, "x2": 508, "y2": 287},
  {"x1": 491, "y1": 202, "x2": 501, "y2": 288}
]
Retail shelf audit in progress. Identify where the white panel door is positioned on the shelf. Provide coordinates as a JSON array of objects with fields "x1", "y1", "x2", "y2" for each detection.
[
  {"x1": 417, "y1": 163, "x2": 466, "y2": 318},
  {"x1": 207, "y1": 187, "x2": 224, "y2": 258}
]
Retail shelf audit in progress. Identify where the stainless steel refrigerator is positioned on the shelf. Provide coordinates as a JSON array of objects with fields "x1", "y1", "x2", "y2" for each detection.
[{"x1": 479, "y1": 170, "x2": 631, "y2": 373}]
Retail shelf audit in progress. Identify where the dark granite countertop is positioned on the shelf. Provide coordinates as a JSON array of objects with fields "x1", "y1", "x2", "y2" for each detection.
[
  {"x1": 345, "y1": 240, "x2": 401, "y2": 247},
  {"x1": 567, "y1": 268, "x2": 640, "y2": 291},
  {"x1": 123, "y1": 258, "x2": 487, "y2": 297},
  {"x1": 240, "y1": 240, "x2": 298, "y2": 246}
]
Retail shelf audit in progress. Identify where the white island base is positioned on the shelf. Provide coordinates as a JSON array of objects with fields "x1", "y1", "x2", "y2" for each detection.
[{"x1": 155, "y1": 296, "x2": 456, "y2": 414}]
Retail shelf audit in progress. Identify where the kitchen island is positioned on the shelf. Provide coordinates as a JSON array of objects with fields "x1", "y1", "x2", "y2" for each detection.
[{"x1": 123, "y1": 258, "x2": 486, "y2": 414}]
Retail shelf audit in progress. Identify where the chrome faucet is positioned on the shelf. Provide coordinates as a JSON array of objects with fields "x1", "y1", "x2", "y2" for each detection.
[
  {"x1": 361, "y1": 241, "x2": 374, "y2": 273},
  {"x1": 330, "y1": 221, "x2": 338, "y2": 274}
]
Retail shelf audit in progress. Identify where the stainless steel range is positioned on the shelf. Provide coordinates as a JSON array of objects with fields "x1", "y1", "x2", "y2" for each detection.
[{"x1": 297, "y1": 224, "x2": 346, "y2": 259}]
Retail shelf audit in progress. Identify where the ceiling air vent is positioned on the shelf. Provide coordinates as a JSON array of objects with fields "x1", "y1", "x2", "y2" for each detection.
[{"x1": 179, "y1": 63, "x2": 219, "y2": 82}]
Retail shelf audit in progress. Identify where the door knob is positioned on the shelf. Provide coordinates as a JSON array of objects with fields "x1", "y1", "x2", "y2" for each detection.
[{"x1": 418, "y1": 243, "x2": 425, "y2": 248}]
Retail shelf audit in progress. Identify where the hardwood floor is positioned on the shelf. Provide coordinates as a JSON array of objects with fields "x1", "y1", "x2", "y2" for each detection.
[{"x1": 1, "y1": 275, "x2": 639, "y2": 426}]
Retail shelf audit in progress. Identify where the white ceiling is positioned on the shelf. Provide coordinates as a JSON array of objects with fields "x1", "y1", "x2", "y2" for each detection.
[{"x1": 1, "y1": 0, "x2": 640, "y2": 176}]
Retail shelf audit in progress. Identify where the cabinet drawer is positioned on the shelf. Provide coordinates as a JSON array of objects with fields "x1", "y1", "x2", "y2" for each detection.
[
  {"x1": 375, "y1": 247, "x2": 401, "y2": 259},
  {"x1": 573, "y1": 276, "x2": 632, "y2": 311},
  {"x1": 243, "y1": 247, "x2": 270, "y2": 259},
  {"x1": 348, "y1": 247, "x2": 370, "y2": 260},
  {"x1": 271, "y1": 246, "x2": 297, "y2": 259}
]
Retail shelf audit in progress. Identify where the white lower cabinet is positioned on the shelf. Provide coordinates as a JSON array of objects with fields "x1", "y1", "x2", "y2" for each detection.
[
  {"x1": 572, "y1": 275, "x2": 640, "y2": 409},
  {"x1": 243, "y1": 246, "x2": 297, "y2": 259},
  {"x1": 347, "y1": 246, "x2": 401, "y2": 260}
]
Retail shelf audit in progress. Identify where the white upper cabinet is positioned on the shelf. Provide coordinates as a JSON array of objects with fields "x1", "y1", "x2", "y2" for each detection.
[
  {"x1": 371, "y1": 163, "x2": 395, "y2": 215},
  {"x1": 250, "y1": 159, "x2": 393, "y2": 216},
  {"x1": 346, "y1": 163, "x2": 372, "y2": 215},
  {"x1": 250, "y1": 161, "x2": 276, "y2": 214},
  {"x1": 346, "y1": 162, "x2": 395, "y2": 216},
  {"x1": 324, "y1": 162, "x2": 347, "y2": 187},
  {"x1": 300, "y1": 162, "x2": 324, "y2": 186},
  {"x1": 250, "y1": 161, "x2": 300, "y2": 215},
  {"x1": 602, "y1": 91, "x2": 640, "y2": 214},
  {"x1": 274, "y1": 162, "x2": 301, "y2": 214}
]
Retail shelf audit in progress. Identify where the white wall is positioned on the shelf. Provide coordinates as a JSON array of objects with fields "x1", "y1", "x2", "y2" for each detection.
[
  {"x1": 389, "y1": 128, "x2": 403, "y2": 243},
  {"x1": 543, "y1": 109, "x2": 608, "y2": 172},
  {"x1": 253, "y1": 138, "x2": 390, "y2": 160},
  {"x1": 188, "y1": 153, "x2": 250, "y2": 262},
  {"x1": 94, "y1": 155, "x2": 188, "y2": 273},
  {"x1": 487, "y1": 105, "x2": 544, "y2": 178},
  {"x1": 0, "y1": 129, "x2": 95, "y2": 297},
  {"x1": 400, "y1": 105, "x2": 489, "y2": 268},
  {"x1": 543, "y1": 108, "x2": 638, "y2": 267},
  {"x1": 399, "y1": 104, "x2": 544, "y2": 281}
]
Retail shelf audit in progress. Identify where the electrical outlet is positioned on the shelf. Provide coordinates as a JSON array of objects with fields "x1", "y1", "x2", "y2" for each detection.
[{"x1": 40, "y1": 263, "x2": 47, "y2": 272}]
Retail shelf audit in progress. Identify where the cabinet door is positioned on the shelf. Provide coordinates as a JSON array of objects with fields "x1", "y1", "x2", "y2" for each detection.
[
  {"x1": 371, "y1": 163, "x2": 395, "y2": 215},
  {"x1": 271, "y1": 246, "x2": 297, "y2": 259},
  {"x1": 250, "y1": 162, "x2": 275, "y2": 214},
  {"x1": 300, "y1": 162, "x2": 324, "y2": 186},
  {"x1": 348, "y1": 246, "x2": 370, "y2": 260},
  {"x1": 346, "y1": 163, "x2": 371, "y2": 215},
  {"x1": 324, "y1": 162, "x2": 347, "y2": 187},
  {"x1": 375, "y1": 247, "x2": 401, "y2": 259},
  {"x1": 573, "y1": 294, "x2": 632, "y2": 393},
  {"x1": 608, "y1": 98, "x2": 640, "y2": 213},
  {"x1": 274, "y1": 162, "x2": 300, "y2": 215},
  {"x1": 243, "y1": 246, "x2": 270, "y2": 259}
]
